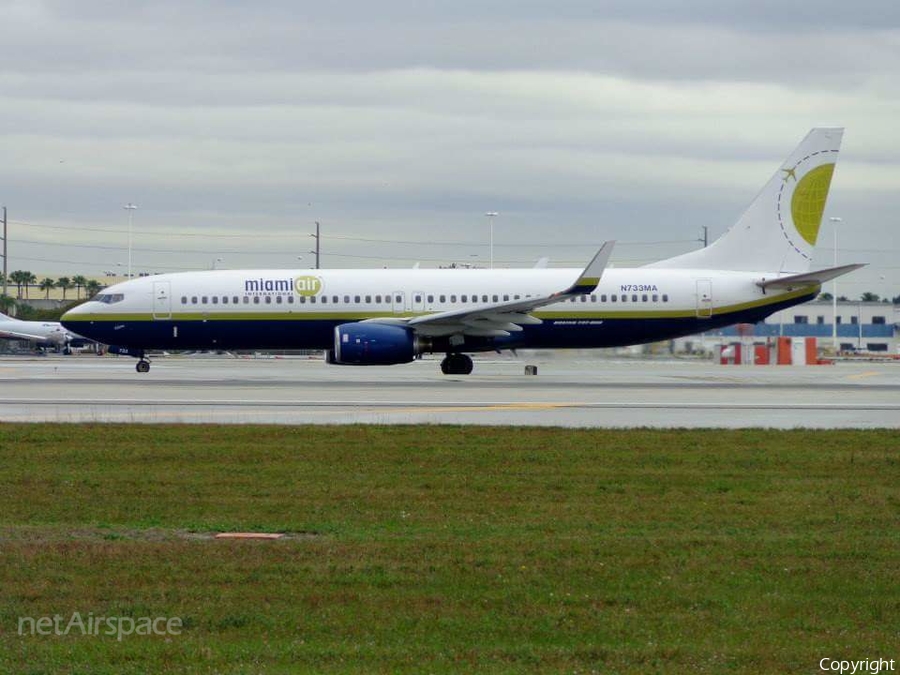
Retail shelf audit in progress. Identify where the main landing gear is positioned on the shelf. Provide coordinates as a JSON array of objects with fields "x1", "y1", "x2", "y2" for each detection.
[
  {"x1": 440, "y1": 353, "x2": 473, "y2": 375},
  {"x1": 135, "y1": 351, "x2": 151, "y2": 373}
]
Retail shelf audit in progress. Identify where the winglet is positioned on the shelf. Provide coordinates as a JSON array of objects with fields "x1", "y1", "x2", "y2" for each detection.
[
  {"x1": 562, "y1": 241, "x2": 615, "y2": 295},
  {"x1": 757, "y1": 263, "x2": 866, "y2": 291}
]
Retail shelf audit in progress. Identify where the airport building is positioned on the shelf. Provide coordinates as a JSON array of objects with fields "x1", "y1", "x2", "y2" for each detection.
[{"x1": 684, "y1": 300, "x2": 899, "y2": 355}]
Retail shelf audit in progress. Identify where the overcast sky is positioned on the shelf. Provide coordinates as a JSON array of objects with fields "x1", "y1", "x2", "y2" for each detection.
[{"x1": 2, "y1": 0, "x2": 898, "y2": 297}]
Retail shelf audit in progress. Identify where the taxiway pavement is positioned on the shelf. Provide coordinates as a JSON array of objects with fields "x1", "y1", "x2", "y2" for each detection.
[{"x1": 1, "y1": 353, "x2": 898, "y2": 428}]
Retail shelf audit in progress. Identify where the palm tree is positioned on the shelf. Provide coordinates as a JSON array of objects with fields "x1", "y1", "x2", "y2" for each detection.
[
  {"x1": 9, "y1": 270, "x2": 34, "y2": 299},
  {"x1": 860, "y1": 292, "x2": 880, "y2": 302},
  {"x1": 39, "y1": 277, "x2": 56, "y2": 299},
  {"x1": 84, "y1": 279, "x2": 103, "y2": 298},
  {"x1": 57, "y1": 276, "x2": 73, "y2": 301},
  {"x1": 72, "y1": 274, "x2": 88, "y2": 299},
  {"x1": 23, "y1": 271, "x2": 36, "y2": 299}
]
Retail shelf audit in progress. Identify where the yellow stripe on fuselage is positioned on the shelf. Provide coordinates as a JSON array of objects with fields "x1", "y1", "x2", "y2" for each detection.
[{"x1": 63, "y1": 285, "x2": 818, "y2": 324}]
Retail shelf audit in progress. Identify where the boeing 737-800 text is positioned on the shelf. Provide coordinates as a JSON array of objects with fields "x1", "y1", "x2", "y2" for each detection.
[{"x1": 62, "y1": 128, "x2": 863, "y2": 374}]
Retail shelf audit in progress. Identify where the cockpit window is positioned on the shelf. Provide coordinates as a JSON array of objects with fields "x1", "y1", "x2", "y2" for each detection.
[{"x1": 94, "y1": 293, "x2": 125, "y2": 304}]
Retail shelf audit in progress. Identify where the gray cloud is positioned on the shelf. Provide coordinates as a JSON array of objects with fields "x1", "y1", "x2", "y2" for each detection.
[{"x1": 0, "y1": 1, "x2": 897, "y2": 296}]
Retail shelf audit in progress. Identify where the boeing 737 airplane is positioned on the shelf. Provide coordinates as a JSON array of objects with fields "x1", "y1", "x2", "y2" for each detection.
[
  {"x1": 0, "y1": 311, "x2": 87, "y2": 353},
  {"x1": 62, "y1": 128, "x2": 863, "y2": 374}
]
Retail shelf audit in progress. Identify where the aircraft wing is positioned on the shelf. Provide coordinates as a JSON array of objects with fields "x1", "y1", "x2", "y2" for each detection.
[
  {"x1": 757, "y1": 263, "x2": 866, "y2": 291},
  {"x1": 367, "y1": 242, "x2": 614, "y2": 338},
  {"x1": 0, "y1": 327, "x2": 56, "y2": 343}
]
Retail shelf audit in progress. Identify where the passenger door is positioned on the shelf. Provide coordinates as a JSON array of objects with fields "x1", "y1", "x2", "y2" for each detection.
[
  {"x1": 411, "y1": 291, "x2": 425, "y2": 314},
  {"x1": 392, "y1": 291, "x2": 405, "y2": 315},
  {"x1": 695, "y1": 279, "x2": 712, "y2": 319},
  {"x1": 152, "y1": 281, "x2": 172, "y2": 320}
]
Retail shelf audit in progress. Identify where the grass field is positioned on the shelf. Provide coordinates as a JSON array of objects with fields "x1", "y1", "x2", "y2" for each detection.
[{"x1": 0, "y1": 424, "x2": 897, "y2": 674}]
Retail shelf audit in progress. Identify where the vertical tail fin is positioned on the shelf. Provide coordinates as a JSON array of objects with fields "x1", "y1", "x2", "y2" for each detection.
[{"x1": 648, "y1": 128, "x2": 843, "y2": 273}]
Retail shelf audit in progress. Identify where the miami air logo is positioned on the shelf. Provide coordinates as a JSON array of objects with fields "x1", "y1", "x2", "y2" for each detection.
[
  {"x1": 777, "y1": 152, "x2": 837, "y2": 260},
  {"x1": 294, "y1": 275, "x2": 323, "y2": 297},
  {"x1": 244, "y1": 275, "x2": 323, "y2": 296}
]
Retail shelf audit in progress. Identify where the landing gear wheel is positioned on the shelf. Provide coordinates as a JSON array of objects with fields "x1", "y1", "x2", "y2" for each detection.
[
  {"x1": 440, "y1": 353, "x2": 473, "y2": 375},
  {"x1": 136, "y1": 360, "x2": 151, "y2": 373}
]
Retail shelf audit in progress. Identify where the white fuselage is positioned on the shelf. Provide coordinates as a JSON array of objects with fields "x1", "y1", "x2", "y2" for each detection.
[{"x1": 60, "y1": 266, "x2": 818, "y2": 354}]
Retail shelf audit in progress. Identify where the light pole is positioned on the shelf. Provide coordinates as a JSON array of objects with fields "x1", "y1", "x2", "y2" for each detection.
[
  {"x1": 485, "y1": 211, "x2": 499, "y2": 269},
  {"x1": 124, "y1": 203, "x2": 138, "y2": 278},
  {"x1": 310, "y1": 221, "x2": 320, "y2": 269},
  {"x1": 829, "y1": 216, "x2": 842, "y2": 351}
]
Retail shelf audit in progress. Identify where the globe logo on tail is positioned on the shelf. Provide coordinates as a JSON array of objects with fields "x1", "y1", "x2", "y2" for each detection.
[{"x1": 777, "y1": 152, "x2": 837, "y2": 259}]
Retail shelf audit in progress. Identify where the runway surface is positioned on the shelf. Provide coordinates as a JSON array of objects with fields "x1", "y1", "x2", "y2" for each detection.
[{"x1": 0, "y1": 353, "x2": 898, "y2": 427}]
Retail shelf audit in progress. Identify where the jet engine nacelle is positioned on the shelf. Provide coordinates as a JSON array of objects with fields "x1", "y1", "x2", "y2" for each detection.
[{"x1": 329, "y1": 322, "x2": 423, "y2": 365}]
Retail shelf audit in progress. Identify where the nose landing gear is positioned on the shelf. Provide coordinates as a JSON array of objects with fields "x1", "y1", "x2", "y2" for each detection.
[
  {"x1": 440, "y1": 353, "x2": 473, "y2": 375},
  {"x1": 136, "y1": 359, "x2": 151, "y2": 373}
]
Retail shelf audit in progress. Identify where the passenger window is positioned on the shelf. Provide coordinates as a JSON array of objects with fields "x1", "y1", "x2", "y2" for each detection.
[
  {"x1": 503, "y1": 295, "x2": 509, "y2": 301},
  {"x1": 514, "y1": 295, "x2": 520, "y2": 300},
  {"x1": 181, "y1": 296, "x2": 187, "y2": 304},
  {"x1": 253, "y1": 296, "x2": 260, "y2": 304},
  {"x1": 288, "y1": 296, "x2": 294, "y2": 304},
  {"x1": 265, "y1": 296, "x2": 272, "y2": 304},
  {"x1": 591, "y1": 294, "x2": 597, "y2": 302},
  {"x1": 601, "y1": 294, "x2": 607, "y2": 302},
  {"x1": 611, "y1": 295, "x2": 617, "y2": 303},
  {"x1": 212, "y1": 296, "x2": 218, "y2": 304},
  {"x1": 191, "y1": 296, "x2": 198, "y2": 304},
  {"x1": 321, "y1": 296, "x2": 328, "y2": 304},
  {"x1": 333, "y1": 296, "x2": 339, "y2": 303},
  {"x1": 482, "y1": 295, "x2": 488, "y2": 302},
  {"x1": 461, "y1": 295, "x2": 467, "y2": 302},
  {"x1": 415, "y1": 294, "x2": 422, "y2": 303},
  {"x1": 632, "y1": 294, "x2": 638, "y2": 302},
  {"x1": 276, "y1": 296, "x2": 283, "y2": 304},
  {"x1": 202, "y1": 296, "x2": 208, "y2": 304},
  {"x1": 427, "y1": 295, "x2": 434, "y2": 303},
  {"x1": 375, "y1": 295, "x2": 381, "y2": 303},
  {"x1": 570, "y1": 297, "x2": 576, "y2": 303},
  {"x1": 580, "y1": 296, "x2": 587, "y2": 303},
  {"x1": 395, "y1": 295, "x2": 402, "y2": 303},
  {"x1": 662, "y1": 294, "x2": 669, "y2": 302},
  {"x1": 492, "y1": 295, "x2": 498, "y2": 302},
  {"x1": 642, "y1": 294, "x2": 648, "y2": 302},
  {"x1": 652, "y1": 294, "x2": 658, "y2": 302},
  {"x1": 310, "y1": 296, "x2": 316, "y2": 304},
  {"x1": 354, "y1": 295, "x2": 360, "y2": 303},
  {"x1": 439, "y1": 295, "x2": 446, "y2": 303},
  {"x1": 366, "y1": 295, "x2": 372, "y2": 303},
  {"x1": 450, "y1": 295, "x2": 457, "y2": 303},
  {"x1": 621, "y1": 295, "x2": 627, "y2": 302},
  {"x1": 242, "y1": 296, "x2": 249, "y2": 304},
  {"x1": 233, "y1": 296, "x2": 239, "y2": 304}
]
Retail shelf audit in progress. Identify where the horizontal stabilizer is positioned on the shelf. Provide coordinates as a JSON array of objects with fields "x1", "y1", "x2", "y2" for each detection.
[{"x1": 757, "y1": 263, "x2": 866, "y2": 291}]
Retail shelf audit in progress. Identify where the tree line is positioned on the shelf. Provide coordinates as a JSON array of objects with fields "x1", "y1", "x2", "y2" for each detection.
[
  {"x1": 817, "y1": 292, "x2": 900, "y2": 304},
  {"x1": 0, "y1": 271, "x2": 104, "y2": 301}
]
